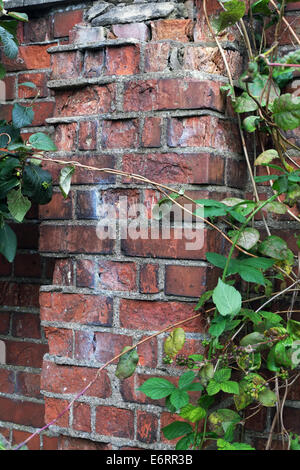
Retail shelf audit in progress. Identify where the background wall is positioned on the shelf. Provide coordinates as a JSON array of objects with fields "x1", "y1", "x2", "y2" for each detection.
[{"x1": 0, "y1": 0, "x2": 299, "y2": 450}]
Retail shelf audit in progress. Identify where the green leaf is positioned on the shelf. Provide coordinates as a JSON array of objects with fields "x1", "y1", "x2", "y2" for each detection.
[
  {"x1": 287, "y1": 319, "x2": 300, "y2": 339},
  {"x1": 267, "y1": 347, "x2": 281, "y2": 372},
  {"x1": 22, "y1": 164, "x2": 53, "y2": 205},
  {"x1": 212, "y1": 278, "x2": 242, "y2": 317},
  {"x1": 175, "y1": 433, "x2": 194, "y2": 450},
  {"x1": 170, "y1": 389, "x2": 189, "y2": 410},
  {"x1": 115, "y1": 347, "x2": 139, "y2": 380},
  {"x1": 0, "y1": 63, "x2": 6, "y2": 80},
  {"x1": 0, "y1": 223, "x2": 17, "y2": 262},
  {"x1": 272, "y1": 94, "x2": 300, "y2": 131},
  {"x1": 216, "y1": 0, "x2": 246, "y2": 33},
  {"x1": 214, "y1": 368, "x2": 231, "y2": 383},
  {"x1": 229, "y1": 227, "x2": 260, "y2": 251},
  {"x1": 162, "y1": 421, "x2": 193, "y2": 440},
  {"x1": 195, "y1": 290, "x2": 213, "y2": 310},
  {"x1": 251, "y1": 0, "x2": 271, "y2": 15},
  {"x1": 254, "y1": 149, "x2": 279, "y2": 166},
  {"x1": 258, "y1": 235, "x2": 291, "y2": 260},
  {"x1": 254, "y1": 174, "x2": 279, "y2": 183},
  {"x1": 188, "y1": 406, "x2": 206, "y2": 422},
  {"x1": 59, "y1": 165, "x2": 75, "y2": 199},
  {"x1": 164, "y1": 328, "x2": 185, "y2": 358},
  {"x1": 240, "y1": 332, "x2": 266, "y2": 351},
  {"x1": 7, "y1": 187, "x2": 31, "y2": 223},
  {"x1": 209, "y1": 316, "x2": 226, "y2": 338},
  {"x1": 0, "y1": 25, "x2": 18, "y2": 59},
  {"x1": 138, "y1": 378, "x2": 176, "y2": 399},
  {"x1": 217, "y1": 439, "x2": 255, "y2": 450},
  {"x1": 19, "y1": 81, "x2": 36, "y2": 89},
  {"x1": 240, "y1": 257, "x2": 274, "y2": 270},
  {"x1": 234, "y1": 91, "x2": 258, "y2": 113},
  {"x1": 220, "y1": 381, "x2": 240, "y2": 394},
  {"x1": 199, "y1": 363, "x2": 215, "y2": 387},
  {"x1": 264, "y1": 201, "x2": 287, "y2": 214},
  {"x1": 12, "y1": 103, "x2": 34, "y2": 128},
  {"x1": 7, "y1": 11, "x2": 28, "y2": 22},
  {"x1": 243, "y1": 115, "x2": 260, "y2": 133},
  {"x1": 29, "y1": 132, "x2": 57, "y2": 151},
  {"x1": 207, "y1": 380, "x2": 221, "y2": 396},
  {"x1": 238, "y1": 265, "x2": 266, "y2": 285},
  {"x1": 258, "y1": 388, "x2": 277, "y2": 407},
  {"x1": 290, "y1": 434, "x2": 300, "y2": 451},
  {"x1": 178, "y1": 371, "x2": 196, "y2": 390}
]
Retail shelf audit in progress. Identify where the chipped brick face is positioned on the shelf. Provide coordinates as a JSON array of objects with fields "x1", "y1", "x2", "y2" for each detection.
[{"x1": 1, "y1": 0, "x2": 299, "y2": 452}]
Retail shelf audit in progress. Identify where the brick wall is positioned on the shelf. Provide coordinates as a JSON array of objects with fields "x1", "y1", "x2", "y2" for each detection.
[{"x1": 0, "y1": 0, "x2": 299, "y2": 450}]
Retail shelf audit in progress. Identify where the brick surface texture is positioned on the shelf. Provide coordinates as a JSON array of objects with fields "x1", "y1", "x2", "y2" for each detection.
[{"x1": 0, "y1": 0, "x2": 299, "y2": 452}]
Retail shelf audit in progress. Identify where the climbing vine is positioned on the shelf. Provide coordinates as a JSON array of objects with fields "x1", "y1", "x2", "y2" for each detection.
[{"x1": 1, "y1": 0, "x2": 300, "y2": 451}]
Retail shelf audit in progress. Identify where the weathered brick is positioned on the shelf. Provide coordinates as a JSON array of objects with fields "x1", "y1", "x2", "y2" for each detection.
[
  {"x1": 12, "y1": 430, "x2": 40, "y2": 450},
  {"x1": 74, "y1": 330, "x2": 132, "y2": 364},
  {"x1": 266, "y1": 15, "x2": 300, "y2": 45},
  {"x1": 41, "y1": 361, "x2": 111, "y2": 398},
  {"x1": 183, "y1": 46, "x2": 243, "y2": 79},
  {"x1": 14, "y1": 253, "x2": 42, "y2": 278},
  {"x1": 0, "y1": 312, "x2": 10, "y2": 334},
  {"x1": 76, "y1": 259, "x2": 95, "y2": 287},
  {"x1": 58, "y1": 436, "x2": 112, "y2": 450},
  {"x1": 105, "y1": 45, "x2": 140, "y2": 75},
  {"x1": 39, "y1": 225, "x2": 115, "y2": 255},
  {"x1": 44, "y1": 397, "x2": 69, "y2": 428},
  {"x1": 95, "y1": 406, "x2": 134, "y2": 439},
  {"x1": 51, "y1": 50, "x2": 83, "y2": 79},
  {"x1": 144, "y1": 42, "x2": 170, "y2": 72},
  {"x1": 122, "y1": 152, "x2": 225, "y2": 185},
  {"x1": 165, "y1": 265, "x2": 219, "y2": 297},
  {"x1": 137, "y1": 335, "x2": 158, "y2": 368},
  {"x1": 39, "y1": 192, "x2": 73, "y2": 219},
  {"x1": 137, "y1": 411, "x2": 158, "y2": 444},
  {"x1": 1, "y1": 44, "x2": 54, "y2": 72},
  {"x1": 53, "y1": 122, "x2": 77, "y2": 152},
  {"x1": 119, "y1": 299, "x2": 206, "y2": 332},
  {"x1": 0, "y1": 282, "x2": 40, "y2": 307},
  {"x1": 102, "y1": 119, "x2": 139, "y2": 148},
  {"x1": 3, "y1": 75, "x2": 16, "y2": 100},
  {"x1": 84, "y1": 49, "x2": 105, "y2": 77},
  {"x1": 5, "y1": 341, "x2": 47, "y2": 368},
  {"x1": 12, "y1": 312, "x2": 41, "y2": 339},
  {"x1": 18, "y1": 72, "x2": 48, "y2": 99},
  {"x1": 98, "y1": 260, "x2": 137, "y2": 291},
  {"x1": 15, "y1": 371, "x2": 42, "y2": 399},
  {"x1": 139, "y1": 264, "x2": 159, "y2": 294},
  {"x1": 79, "y1": 120, "x2": 98, "y2": 150},
  {"x1": 40, "y1": 292, "x2": 113, "y2": 326},
  {"x1": 53, "y1": 9, "x2": 84, "y2": 38},
  {"x1": 52, "y1": 259, "x2": 74, "y2": 286},
  {"x1": 73, "y1": 403, "x2": 91, "y2": 433},
  {"x1": 23, "y1": 15, "x2": 52, "y2": 43},
  {"x1": 30, "y1": 101, "x2": 55, "y2": 126},
  {"x1": 55, "y1": 84, "x2": 115, "y2": 117},
  {"x1": 112, "y1": 23, "x2": 150, "y2": 41},
  {"x1": 150, "y1": 19, "x2": 194, "y2": 42},
  {"x1": 0, "y1": 369, "x2": 15, "y2": 394},
  {"x1": 167, "y1": 116, "x2": 242, "y2": 153},
  {"x1": 0, "y1": 398, "x2": 45, "y2": 428},
  {"x1": 123, "y1": 78, "x2": 224, "y2": 112},
  {"x1": 76, "y1": 190, "x2": 98, "y2": 219},
  {"x1": 44, "y1": 327, "x2": 73, "y2": 357},
  {"x1": 141, "y1": 117, "x2": 162, "y2": 148}
]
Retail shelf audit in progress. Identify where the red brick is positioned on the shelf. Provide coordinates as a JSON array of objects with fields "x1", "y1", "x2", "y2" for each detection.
[
  {"x1": 165, "y1": 265, "x2": 219, "y2": 297},
  {"x1": 15, "y1": 371, "x2": 42, "y2": 399},
  {"x1": 53, "y1": 9, "x2": 84, "y2": 38},
  {"x1": 76, "y1": 259, "x2": 95, "y2": 287},
  {"x1": 99, "y1": 188, "x2": 141, "y2": 217},
  {"x1": 0, "y1": 313, "x2": 10, "y2": 334},
  {"x1": 139, "y1": 264, "x2": 159, "y2": 294},
  {"x1": 0, "y1": 255, "x2": 12, "y2": 276},
  {"x1": 3, "y1": 75, "x2": 16, "y2": 100},
  {"x1": 42, "y1": 435, "x2": 59, "y2": 450},
  {"x1": 119, "y1": 299, "x2": 206, "y2": 332},
  {"x1": 266, "y1": 15, "x2": 300, "y2": 45},
  {"x1": 74, "y1": 330, "x2": 132, "y2": 364},
  {"x1": 76, "y1": 190, "x2": 98, "y2": 219},
  {"x1": 102, "y1": 119, "x2": 139, "y2": 149},
  {"x1": 0, "y1": 103, "x2": 12, "y2": 122},
  {"x1": 73, "y1": 403, "x2": 91, "y2": 433},
  {"x1": 12, "y1": 430, "x2": 40, "y2": 450},
  {"x1": 55, "y1": 84, "x2": 115, "y2": 117},
  {"x1": 95, "y1": 406, "x2": 134, "y2": 439},
  {"x1": 144, "y1": 43, "x2": 170, "y2": 72},
  {"x1": 282, "y1": 407, "x2": 300, "y2": 434},
  {"x1": 41, "y1": 361, "x2": 111, "y2": 399},
  {"x1": 18, "y1": 72, "x2": 48, "y2": 99},
  {"x1": 30, "y1": 101, "x2": 55, "y2": 126},
  {"x1": 141, "y1": 117, "x2": 162, "y2": 148},
  {"x1": 44, "y1": 397, "x2": 69, "y2": 428},
  {"x1": 0, "y1": 397, "x2": 45, "y2": 427},
  {"x1": 150, "y1": 19, "x2": 194, "y2": 42},
  {"x1": 23, "y1": 15, "x2": 52, "y2": 43},
  {"x1": 137, "y1": 411, "x2": 158, "y2": 444},
  {"x1": 44, "y1": 327, "x2": 73, "y2": 357},
  {"x1": 183, "y1": 46, "x2": 243, "y2": 79},
  {"x1": 54, "y1": 123, "x2": 77, "y2": 151},
  {"x1": 122, "y1": 152, "x2": 225, "y2": 185},
  {"x1": 58, "y1": 436, "x2": 111, "y2": 450},
  {"x1": 52, "y1": 259, "x2": 74, "y2": 286},
  {"x1": 285, "y1": 2, "x2": 300, "y2": 11},
  {"x1": 123, "y1": 78, "x2": 224, "y2": 113},
  {"x1": 2, "y1": 44, "x2": 54, "y2": 72},
  {"x1": 79, "y1": 120, "x2": 98, "y2": 150},
  {"x1": 40, "y1": 292, "x2": 113, "y2": 326},
  {"x1": 0, "y1": 369, "x2": 15, "y2": 394},
  {"x1": 137, "y1": 335, "x2": 158, "y2": 368},
  {"x1": 51, "y1": 50, "x2": 83, "y2": 79},
  {"x1": 12, "y1": 312, "x2": 41, "y2": 339},
  {"x1": 0, "y1": 282, "x2": 40, "y2": 307},
  {"x1": 244, "y1": 407, "x2": 267, "y2": 432},
  {"x1": 120, "y1": 373, "x2": 178, "y2": 406},
  {"x1": 39, "y1": 225, "x2": 115, "y2": 255},
  {"x1": 14, "y1": 253, "x2": 42, "y2": 278},
  {"x1": 167, "y1": 116, "x2": 242, "y2": 153},
  {"x1": 98, "y1": 260, "x2": 137, "y2": 291},
  {"x1": 84, "y1": 49, "x2": 105, "y2": 77},
  {"x1": 5, "y1": 340, "x2": 47, "y2": 368},
  {"x1": 39, "y1": 192, "x2": 73, "y2": 219},
  {"x1": 105, "y1": 45, "x2": 140, "y2": 75}
]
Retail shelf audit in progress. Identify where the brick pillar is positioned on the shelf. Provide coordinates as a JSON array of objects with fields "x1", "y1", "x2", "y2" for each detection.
[{"x1": 36, "y1": 1, "x2": 248, "y2": 450}]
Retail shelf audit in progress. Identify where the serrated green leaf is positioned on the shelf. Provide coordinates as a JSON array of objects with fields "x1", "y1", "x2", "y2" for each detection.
[
  {"x1": 220, "y1": 381, "x2": 240, "y2": 394},
  {"x1": 29, "y1": 132, "x2": 57, "y2": 151},
  {"x1": 214, "y1": 368, "x2": 231, "y2": 383},
  {"x1": 162, "y1": 421, "x2": 193, "y2": 440},
  {"x1": 138, "y1": 378, "x2": 176, "y2": 399},
  {"x1": 175, "y1": 433, "x2": 194, "y2": 450},
  {"x1": 264, "y1": 201, "x2": 287, "y2": 214},
  {"x1": 216, "y1": 0, "x2": 246, "y2": 33},
  {"x1": 7, "y1": 187, "x2": 31, "y2": 222},
  {"x1": 12, "y1": 103, "x2": 34, "y2": 128},
  {"x1": 188, "y1": 406, "x2": 206, "y2": 422},
  {"x1": 229, "y1": 227, "x2": 260, "y2": 251},
  {"x1": 0, "y1": 25, "x2": 18, "y2": 59},
  {"x1": 207, "y1": 380, "x2": 221, "y2": 396},
  {"x1": 213, "y1": 278, "x2": 242, "y2": 317},
  {"x1": 258, "y1": 235, "x2": 291, "y2": 260},
  {"x1": 272, "y1": 94, "x2": 300, "y2": 131},
  {"x1": 178, "y1": 371, "x2": 196, "y2": 390},
  {"x1": 170, "y1": 389, "x2": 189, "y2": 410}
]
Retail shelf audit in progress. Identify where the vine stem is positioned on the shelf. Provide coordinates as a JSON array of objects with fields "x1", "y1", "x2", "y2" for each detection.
[{"x1": 269, "y1": 0, "x2": 300, "y2": 46}]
